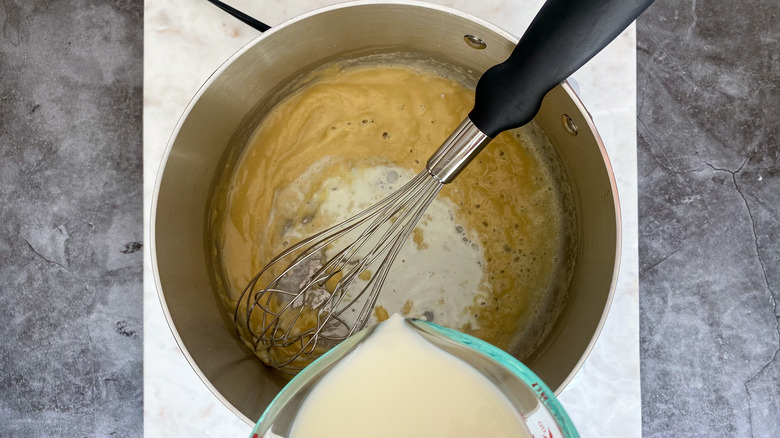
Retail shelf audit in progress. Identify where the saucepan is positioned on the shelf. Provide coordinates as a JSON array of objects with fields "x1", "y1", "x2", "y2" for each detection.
[{"x1": 151, "y1": 0, "x2": 621, "y2": 425}]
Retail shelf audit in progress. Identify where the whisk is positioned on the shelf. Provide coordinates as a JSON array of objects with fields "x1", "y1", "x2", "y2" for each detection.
[{"x1": 235, "y1": 0, "x2": 654, "y2": 370}]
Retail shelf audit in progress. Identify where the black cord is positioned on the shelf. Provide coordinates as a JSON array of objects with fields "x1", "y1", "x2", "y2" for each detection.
[{"x1": 205, "y1": 0, "x2": 271, "y2": 32}]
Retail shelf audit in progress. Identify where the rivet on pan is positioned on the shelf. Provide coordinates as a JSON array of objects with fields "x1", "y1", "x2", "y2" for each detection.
[
  {"x1": 463, "y1": 35, "x2": 487, "y2": 50},
  {"x1": 562, "y1": 114, "x2": 578, "y2": 136}
]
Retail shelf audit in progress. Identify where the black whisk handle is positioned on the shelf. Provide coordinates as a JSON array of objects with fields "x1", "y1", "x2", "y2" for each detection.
[{"x1": 469, "y1": 0, "x2": 655, "y2": 137}]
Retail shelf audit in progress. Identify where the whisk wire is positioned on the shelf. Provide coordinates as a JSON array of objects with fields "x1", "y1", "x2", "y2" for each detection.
[
  {"x1": 235, "y1": 170, "x2": 445, "y2": 371},
  {"x1": 329, "y1": 174, "x2": 442, "y2": 322},
  {"x1": 351, "y1": 176, "x2": 444, "y2": 333}
]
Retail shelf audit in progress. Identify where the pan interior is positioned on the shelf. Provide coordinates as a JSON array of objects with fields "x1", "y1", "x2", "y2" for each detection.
[{"x1": 207, "y1": 54, "x2": 578, "y2": 373}]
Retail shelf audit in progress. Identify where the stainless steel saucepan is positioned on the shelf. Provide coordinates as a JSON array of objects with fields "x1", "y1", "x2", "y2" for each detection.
[{"x1": 152, "y1": 1, "x2": 621, "y2": 425}]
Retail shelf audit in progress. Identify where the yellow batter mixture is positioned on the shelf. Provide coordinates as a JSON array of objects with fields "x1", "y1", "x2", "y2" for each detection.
[{"x1": 210, "y1": 59, "x2": 575, "y2": 369}]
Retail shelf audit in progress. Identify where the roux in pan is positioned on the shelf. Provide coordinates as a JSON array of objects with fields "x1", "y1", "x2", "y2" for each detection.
[{"x1": 210, "y1": 60, "x2": 575, "y2": 367}]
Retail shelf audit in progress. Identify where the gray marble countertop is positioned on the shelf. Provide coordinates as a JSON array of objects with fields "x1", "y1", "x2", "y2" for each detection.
[
  {"x1": 0, "y1": 0, "x2": 777, "y2": 437},
  {"x1": 638, "y1": 0, "x2": 779, "y2": 436},
  {"x1": 0, "y1": 1, "x2": 143, "y2": 437}
]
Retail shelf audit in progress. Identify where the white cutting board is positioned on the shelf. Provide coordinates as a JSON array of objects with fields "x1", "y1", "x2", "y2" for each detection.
[{"x1": 143, "y1": 1, "x2": 640, "y2": 436}]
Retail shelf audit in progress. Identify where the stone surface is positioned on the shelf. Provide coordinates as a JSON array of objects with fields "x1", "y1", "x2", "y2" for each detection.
[
  {"x1": 638, "y1": 0, "x2": 779, "y2": 436},
  {"x1": 3, "y1": 0, "x2": 778, "y2": 436},
  {"x1": 0, "y1": 1, "x2": 143, "y2": 436}
]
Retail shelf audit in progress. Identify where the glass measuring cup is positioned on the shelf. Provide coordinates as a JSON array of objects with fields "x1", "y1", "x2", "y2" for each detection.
[{"x1": 250, "y1": 317, "x2": 579, "y2": 438}]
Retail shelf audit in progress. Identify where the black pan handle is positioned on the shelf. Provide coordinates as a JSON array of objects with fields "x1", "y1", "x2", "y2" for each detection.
[
  {"x1": 206, "y1": 0, "x2": 271, "y2": 32},
  {"x1": 469, "y1": 0, "x2": 655, "y2": 137}
]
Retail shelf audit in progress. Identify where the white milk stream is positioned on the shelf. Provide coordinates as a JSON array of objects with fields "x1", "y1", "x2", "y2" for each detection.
[{"x1": 289, "y1": 314, "x2": 531, "y2": 438}]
